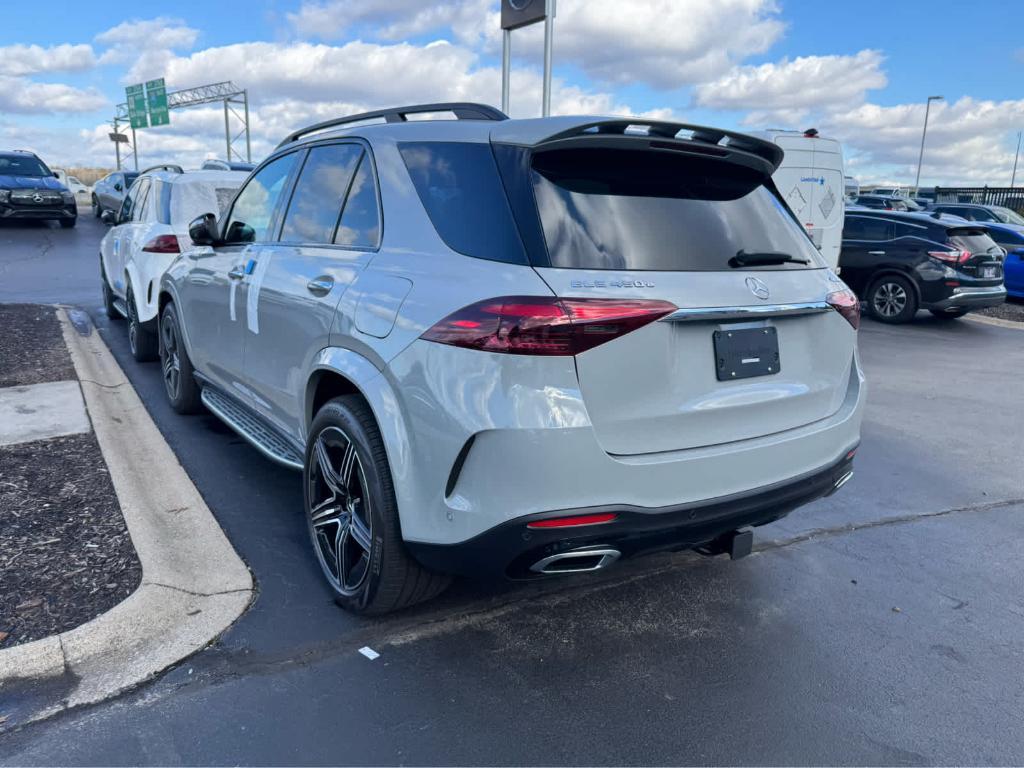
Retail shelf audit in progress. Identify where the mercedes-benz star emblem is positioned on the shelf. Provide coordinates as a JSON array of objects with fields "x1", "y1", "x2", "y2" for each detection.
[{"x1": 745, "y1": 277, "x2": 770, "y2": 300}]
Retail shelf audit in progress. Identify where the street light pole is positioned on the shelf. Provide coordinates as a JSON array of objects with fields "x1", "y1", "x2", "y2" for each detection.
[
  {"x1": 1011, "y1": 130, "x2": 1021, "y2": 187},
  {"x1": 914, "y1": 95, "x2": 943, "y2": 195},
  {"x1": 541, "y1": 0, "x2": 554, "y2": 117}
]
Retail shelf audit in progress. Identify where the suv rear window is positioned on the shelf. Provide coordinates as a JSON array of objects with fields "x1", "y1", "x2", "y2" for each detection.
[
  {"x1": 399, "y1": 142, "x2": 526, "y2": 264},
  {"x1": 948, "y1": 229, "x2": 1001, "y2": 256},
  {"x1": 531, "y1": 151, "x2": 821, "y2": 271}
]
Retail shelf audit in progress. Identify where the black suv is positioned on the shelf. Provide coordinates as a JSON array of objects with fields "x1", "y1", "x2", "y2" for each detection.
[
  {"x1": 0, "y1": 150, "x2": 77, "y2": 228},
  {"x1": 840, "y1": 210, "x2": 1006, "y2": 322}
]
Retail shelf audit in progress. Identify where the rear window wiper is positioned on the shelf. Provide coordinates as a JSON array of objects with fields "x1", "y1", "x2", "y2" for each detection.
[{"x1": 730, "y1": 250, "x2": 810, "y2": 267}]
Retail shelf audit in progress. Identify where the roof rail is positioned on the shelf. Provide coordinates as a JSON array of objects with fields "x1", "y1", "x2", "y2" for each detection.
[
  {"x1": 140, "y1": 164, "x2": 184, "y2": 175},
  {"x1": 277, "y1": 102, "x2": 508, "y2": 148}
]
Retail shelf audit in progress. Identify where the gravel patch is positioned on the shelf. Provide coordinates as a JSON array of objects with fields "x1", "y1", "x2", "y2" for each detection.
[
  {"x1": 0, "y1": 304, "x2": 75, "y2": 387},
  {"x1": 975, "y1": 298, "x2": 1024, "y2": 324},
  {"x1": 0, "y1": 434, "x2": 141, "y2": 650}
]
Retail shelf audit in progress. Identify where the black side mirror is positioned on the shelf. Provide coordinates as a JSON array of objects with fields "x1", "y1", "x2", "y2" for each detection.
[
  {"x1": 189, "y1": 213, "x2": 221, "y2": 246},
  {"x1": 100, "y1": 210, "x2": 116, "y2": 225},
  {"x1": 223, "y1": 220, "x2": 255, "y2": 244},
  {"x1": 53, "y1": 171, "x2": 60, "y2": 178},
  {"x1": 114, "y1": 183, "x2": 123, "y2": 192}
]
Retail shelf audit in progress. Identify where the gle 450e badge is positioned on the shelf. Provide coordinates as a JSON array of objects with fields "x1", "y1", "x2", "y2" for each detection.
[{"x1": 570, "y1": 279, "x2": 655, "y2": 289}]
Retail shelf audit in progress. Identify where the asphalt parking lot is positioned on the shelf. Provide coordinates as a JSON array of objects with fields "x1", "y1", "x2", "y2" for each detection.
[{"x1": 1, "y1": 214, "x2": 1023, "y2": 765}]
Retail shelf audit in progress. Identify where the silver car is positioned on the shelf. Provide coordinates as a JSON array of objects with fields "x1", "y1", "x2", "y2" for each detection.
[{"x1": 158, "y1": 103, "x2": 865, "y2": 615}]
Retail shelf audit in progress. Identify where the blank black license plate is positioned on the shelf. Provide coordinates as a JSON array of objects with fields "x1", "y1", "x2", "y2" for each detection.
[{"x1": 713, "y1": 327, "x2": 780, "y2": 381}]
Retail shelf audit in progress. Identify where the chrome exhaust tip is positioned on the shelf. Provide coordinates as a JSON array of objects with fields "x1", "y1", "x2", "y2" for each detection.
[
  {"x1": 827, "y1": 470, "x2": 854, "y2": 496},
  {"x1": 530, "y1": 548, "x2": 621, "y2": 575}
]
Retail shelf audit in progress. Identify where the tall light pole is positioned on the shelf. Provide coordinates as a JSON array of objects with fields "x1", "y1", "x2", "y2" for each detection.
[
  {"x1": 1011, "y1": 131, "x2": 1021, "y2": 187},
  {"x1": 914, "y1": 95, "x2": 943, "y2": 195}
]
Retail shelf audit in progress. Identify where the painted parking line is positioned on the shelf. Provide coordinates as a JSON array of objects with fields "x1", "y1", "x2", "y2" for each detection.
[{"x1": 0, "y1": 380, "x2": 90, "y2": 447}]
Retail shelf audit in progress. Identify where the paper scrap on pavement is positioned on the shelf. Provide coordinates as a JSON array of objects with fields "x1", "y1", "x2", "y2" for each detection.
[{"x1": 358, "y1": 646, "x2": 380, "y2": 660}]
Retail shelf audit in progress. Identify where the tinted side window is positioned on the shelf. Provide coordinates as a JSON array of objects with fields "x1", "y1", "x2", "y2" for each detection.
[
  {"x1": 225, "y1": 152, "x2": 300, "y2": 243},
  {"x1": 119, "y1": 178, "x2": 145, "y2": 222},
  {"x1": 133, "y1": 178, "x2": 151, "y2": 221},
  {"x1": 844, "y1": 216, "x2": 893, "y2": 241},
  {"x1": 399, "y1": 142, "x2": 526, "y2": 264},
  {"x1": 280, "y1": 144, "x2": 362, "y2": 244},
  {"x1": 335, "y1": 154, "x2": 381, "y2": 248}
]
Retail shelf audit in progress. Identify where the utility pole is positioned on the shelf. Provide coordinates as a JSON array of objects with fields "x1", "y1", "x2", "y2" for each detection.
[
  {"x1": 113, "y1": 118, "x2": 122, "y2": 170},
  {"x1": 914, "y1": 95, "x2": 943, "y2": 195},
  {"x1": 131, "y1": 126, "x2": 139, "y2": 170},
  {"x1": 501, "y1": 29, "x2": 511, "y2": 114},
  {"x1": 243, "y1": 90, "x2": 252, "y2": 162},
  {"x1": 223, "y1": 99, "x2": 232, "y2": 161},
  {"x1": 1012, "y1": 131, "x2": 1021, "y2": 187}
]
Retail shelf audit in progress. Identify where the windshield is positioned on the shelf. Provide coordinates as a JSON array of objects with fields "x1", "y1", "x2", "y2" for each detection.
[
  {"x1": 993, "y1": 206, "x2": 1024, "y2": 225},
  {"x1": 0, "y1": 155, "x2": 51, "y2": 177}
]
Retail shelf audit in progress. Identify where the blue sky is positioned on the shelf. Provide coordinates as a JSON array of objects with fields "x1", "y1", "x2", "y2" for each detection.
[{"x1": 1, "y1": 0, "x2": 1022, "y2": 185}]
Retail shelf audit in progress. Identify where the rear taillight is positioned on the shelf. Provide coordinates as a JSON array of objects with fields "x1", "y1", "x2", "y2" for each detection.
[
  {"x1": 827, "y1": 289, "x2": 860, "y2": 330},
  {"x1": 928, "y1": 249, "x2": 971, "y2": 265},
  {"x1": 142, "y1": 234, "x2": 180, "y2": 253},
  {"x1": 421, "y1": 296, "x2": 677, "y2": 356}
]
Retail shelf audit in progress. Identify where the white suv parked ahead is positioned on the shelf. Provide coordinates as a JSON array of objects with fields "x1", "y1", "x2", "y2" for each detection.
[
  {"x1": 158, "y1": 104, "x2": 866, "y2": 614},
  {"x1": 99, "y1": 165, "x2": 248, "y2": 360}
]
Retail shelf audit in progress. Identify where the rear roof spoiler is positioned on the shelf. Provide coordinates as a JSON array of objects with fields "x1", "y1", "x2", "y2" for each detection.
[{"x1": 506, "y1": 118, "x2": 784, "y2": 176}]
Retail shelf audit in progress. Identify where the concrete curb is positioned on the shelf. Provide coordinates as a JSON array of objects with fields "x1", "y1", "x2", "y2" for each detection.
[
  {"x1": 0, "y1": 308, "x2": 254, "y2": 727},
  {"x1": 964, "y1": 312, "x2": 1024, "y2": 330}
]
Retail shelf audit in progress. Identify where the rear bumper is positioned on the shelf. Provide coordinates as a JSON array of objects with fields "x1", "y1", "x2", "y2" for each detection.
[
  {"x1": 0, "y1": 203, "x2": 76, "y2": 220},
  {"x1": 407, "y1": 449, "x2": 857, "y2": 579},
  {"x1": 928, "y1": 286, "x2": 1006, "y2": 311}
]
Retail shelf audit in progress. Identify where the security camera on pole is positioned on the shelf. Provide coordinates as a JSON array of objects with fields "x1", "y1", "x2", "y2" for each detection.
[{"x1": 501, "y1": 0, "x2": 556, "y2": 117}]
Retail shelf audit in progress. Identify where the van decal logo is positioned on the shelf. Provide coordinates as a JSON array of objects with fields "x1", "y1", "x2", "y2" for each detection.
[
  {"x1": 570, "y1": 279, "x2": 655, "y2": 289},
  {"x1": 745, "y1": 277, "x2": 770, "y2": 300}
]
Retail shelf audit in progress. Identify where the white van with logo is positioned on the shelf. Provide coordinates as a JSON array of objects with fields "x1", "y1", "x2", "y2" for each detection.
[{"x1": 755, "y1": 129, "x2": 845, "y2": 270}]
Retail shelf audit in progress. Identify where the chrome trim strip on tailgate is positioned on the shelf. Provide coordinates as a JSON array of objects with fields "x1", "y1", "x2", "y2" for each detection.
[{"x1": 661, "y1": 301, "x2": 831, "y2": 323}]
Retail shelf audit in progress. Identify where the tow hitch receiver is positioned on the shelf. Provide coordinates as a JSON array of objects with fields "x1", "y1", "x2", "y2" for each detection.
[{"x1": 696, "y1": 527, "x2": 754, "y2": 560}]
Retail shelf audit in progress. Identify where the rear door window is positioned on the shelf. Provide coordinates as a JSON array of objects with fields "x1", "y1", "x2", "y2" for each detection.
[
  {"x1": 530, "y1": 160, "x2": 821, "y2": 271},
  {"x1": 335, "y1": 154, "x2": 381, "y2": 248},
  {"x1": 279, "y1": 143, "x2": 363, "y2": 245}
]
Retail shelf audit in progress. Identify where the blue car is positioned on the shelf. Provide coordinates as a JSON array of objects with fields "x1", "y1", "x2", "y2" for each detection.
[{"x1": 984, "y1": 221, "x2": 1024, "y2": 299}]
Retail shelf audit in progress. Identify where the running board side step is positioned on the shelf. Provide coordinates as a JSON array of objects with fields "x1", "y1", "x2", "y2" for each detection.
[{"x1": 200, "y1": 387, "x2": 304, "y2": 471}]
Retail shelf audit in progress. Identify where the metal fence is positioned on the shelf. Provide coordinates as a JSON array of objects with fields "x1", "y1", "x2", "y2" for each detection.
[{"x1": 931, "y1": 187, "x2": 1024, "y2": 213}]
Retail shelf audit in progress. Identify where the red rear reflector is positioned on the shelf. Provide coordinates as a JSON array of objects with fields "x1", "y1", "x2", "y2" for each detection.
[
  {"x1": 421, "y1": 296, "x2": 677, "y2": 356},
  {"x1": 142, "y1": 234, "x2": 180, "y2": 254},
  {"x1": 527, "y1": 513, "x2": 618, "y2": 529},
  {"x1": 826, "y1": 289, "x2": 860, "y2": 330},
  {"x1": 845, "y1": 448, "x2": 857, "y2": 460}
]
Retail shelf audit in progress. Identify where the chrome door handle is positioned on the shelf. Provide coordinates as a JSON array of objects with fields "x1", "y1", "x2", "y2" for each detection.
[
  {"x1": 868, "y1": 251, "x2": 886, "y2": 256},
  {"x1": 228, "y1": 265, "x2": 246, "y2": 280},
  {"x1": 306, "y1": 276, "x2": 334, "y2": 296}
]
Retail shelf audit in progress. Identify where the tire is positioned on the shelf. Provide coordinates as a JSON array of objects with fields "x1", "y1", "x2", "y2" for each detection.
[
  {"x1": 866, "y1": 275, "x2": 918, "y2": 323},
  {"x1": 158, "y1": 302, "x2": 202, "y2": 414},
  {"x1": 305, "y1": 395, "x2": 450, "y2": 615},
  {"x1": 126, "y1": 284, "x2": 158, "y2": 362},
  {"x1": 929, "y1": 309, "x2": 969, "y2": 320},
  {"x1": 59, "y1": 217, "x2": 76, "y2": 229},
  {"x1": 92, "y1": 196, "x2": 101, "y2": 218},
  {"x1": 101, "y1": 264, "x2": 119, "y2": 320}
]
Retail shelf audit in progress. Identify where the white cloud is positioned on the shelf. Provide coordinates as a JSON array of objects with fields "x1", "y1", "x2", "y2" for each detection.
[
  {"x1": 288, "y1": 0, "x2": 783, "y2": 89},
  {"x1": 0, "y1": 76, "x2": 107, "y2": 114},
  {"x1": 0, "y1": 44, "x2": 97, "y2": 76},
  {"x1": 824, "y1": 97, "x2": 1024, "y2": 186},
  {"x1": 695, "y1": 50, "x2": 887, "y2": 124},
  {"x1": 95, "y1": 17, "x2": 199, "y2": 81}
]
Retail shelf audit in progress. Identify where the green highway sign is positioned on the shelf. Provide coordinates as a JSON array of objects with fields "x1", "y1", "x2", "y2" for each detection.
[
  {"x1": 125, "y1": 83, "x2": 148, "y2": 129},
  {"x1": 146, "y1": 78, "x2": 170, "y2": 127},
  {"x1": 124, "y1": 78, "x2": 170, "y2": 129}
]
